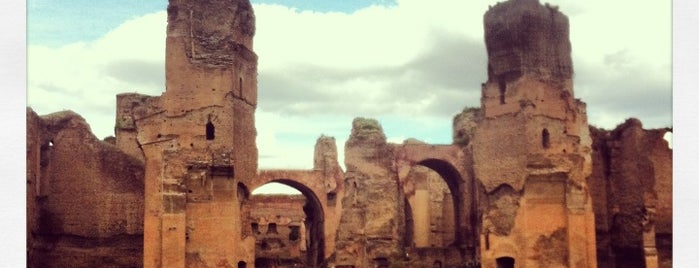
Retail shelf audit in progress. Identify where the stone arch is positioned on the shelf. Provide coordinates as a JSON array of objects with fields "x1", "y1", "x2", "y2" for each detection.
[
  {"x1": 396, "y1": 144, "x2": 476, "y2": 263},
  {"x1": 250, "y1": 173, "x2": 327, "y2": 268},
  {"x1": 257, "y1": 178, "x2": 325, "y2": 220},
  {"x1": 415, "y1": 158, "x2": 467, "y2": 247}
]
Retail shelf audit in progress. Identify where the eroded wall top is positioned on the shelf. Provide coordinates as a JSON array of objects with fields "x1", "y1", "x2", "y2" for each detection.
[
  {"x1": 167, "y1": 0, "x2": 256, "y2": 66},
  {"x1": 484, "y1": 0, "x2": 572, "y2": 82}
]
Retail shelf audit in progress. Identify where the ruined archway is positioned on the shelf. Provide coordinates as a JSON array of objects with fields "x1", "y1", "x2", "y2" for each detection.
[
  {"x1": 249, "y1": 179, "x2": 325, "y2": 268},
  {"x1": 395, "y1": 143, "x2": 477, "y2": 265},
  {"x1": 403, "y1": 165, "x2": 456, "y2": 248},
  {"x1": 415, "y1": 159, "x2": 467, "y2": 248}
]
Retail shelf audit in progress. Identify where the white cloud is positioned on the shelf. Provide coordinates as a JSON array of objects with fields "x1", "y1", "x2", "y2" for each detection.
[
  {"x1": 27, "y1": 0, "x2": 671, "y2": 169},
  {"x1": 28, "y1": 11, "x2": 167, "y2": 138}
]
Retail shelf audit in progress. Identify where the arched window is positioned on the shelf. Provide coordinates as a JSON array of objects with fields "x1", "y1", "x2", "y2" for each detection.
[
  {"x1": 237, "y1": 261, "x2": 246, "y2": 268},
  {"x1": 542, "y1": 129, "x2": 550, "y2": 148},
  {"x1": 206, "y1": 119, "x2": 215, "y2": 140}
]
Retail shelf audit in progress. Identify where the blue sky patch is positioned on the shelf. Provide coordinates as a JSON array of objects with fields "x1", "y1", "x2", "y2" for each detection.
[{"x1": 27, "y1": 0, "x2": 396, "y2": 46}]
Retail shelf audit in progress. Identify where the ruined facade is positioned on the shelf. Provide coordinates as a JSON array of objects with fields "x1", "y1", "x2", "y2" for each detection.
[
  {"x1": 117, "y1": 0, "x2": 259, "y2": 267},
  {"x1": 27, "y1": 109, "x2": 145, "y2": 268},
  {"x1": 248, "y1": 194, "x2": 308, "y2": 267},
  {"x1": 472, "y1": 0, "x2": 596, "y2": 266},
  {"x1": 588, "y1": 120, "x2": 672, "y2": 268},
  {"x1": 26, "y1": 0, "x2": 672, "y2": 267}
]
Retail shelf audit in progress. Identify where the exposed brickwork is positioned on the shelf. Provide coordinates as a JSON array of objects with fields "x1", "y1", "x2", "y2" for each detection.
[
  {"x1": 26, "y1": 0, "x2": 672, "y2": 267},
  {"x1": 589, "y1": 119, "x2": 672, "y2": 267},
  {"x1": 248, "y1": 195, "x2": 307, "y2": 267},
  {"x1": 26, "y1": 109, "x2": 144, "y2": 268}
]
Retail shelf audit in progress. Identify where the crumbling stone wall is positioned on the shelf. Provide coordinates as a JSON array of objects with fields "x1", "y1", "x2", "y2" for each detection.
[
  {"x1": 314, "y1": 135, "x2": 343, "y2": 200},
  {"x1": 589, "y1": 119, "x2": 672, "y2": 268},
  {"x1": 453, "y1": 107, "x2": 482, "y2": 146},
  {"x1": 472, "y1": 0, "x2": 597, "y2": 267},
  {"x1": 333, "y1": 118, "x2": 405, "y2": 267},
  {"x1": 484, "y1": 0, "x2": 572, "y2": 82},
  {"x1": 26, "y1": 1, "x2": 674, "y2": 267},
  {"x1": 115, "y1": 0, "x2": 261, "y2": 267},
  {"x1": 26, "y1": 109, "x2": 42, "y2": 263},
  {"x1": 332, "y1": 120, "x2": 477, "y2": 267},
  {"x1": 26, "y1": 109, "x2": 145, "y2": 268}
]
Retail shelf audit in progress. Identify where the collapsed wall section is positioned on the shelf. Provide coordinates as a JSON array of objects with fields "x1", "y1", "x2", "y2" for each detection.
[
  {"x1": 589, "y1": 119, "x2": 672, "y2": 268},
  {"x1": 26, "y1": 109, "x2": 145, "y2": 268}
]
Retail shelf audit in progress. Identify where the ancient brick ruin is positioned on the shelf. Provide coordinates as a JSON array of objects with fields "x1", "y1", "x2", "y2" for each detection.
[{"x1": 26, "y1": 0, "x2": 672, "y2": 267}]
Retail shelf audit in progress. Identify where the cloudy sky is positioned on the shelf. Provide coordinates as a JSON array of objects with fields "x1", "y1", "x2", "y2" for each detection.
[{"x1": 27, "y1": 0, "x2": 672, "y2": 171}]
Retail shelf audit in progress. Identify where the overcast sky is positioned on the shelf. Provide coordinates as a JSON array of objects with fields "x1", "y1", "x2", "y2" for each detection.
[{"x1": 27, "y1": 0, "x2": 672, "y2": 171}]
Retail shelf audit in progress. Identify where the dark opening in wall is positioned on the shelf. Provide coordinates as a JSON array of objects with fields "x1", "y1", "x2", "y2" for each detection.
[
  {"x1": 433, "y1": 260, "x2": 443, "y2": 268},
  {"x1": 496, "y1": 257, "x2": 515, "y2": 268},
  {"x1": 403, "y1": 197, "x2": 414, "y2": 248},
  {"x1": 327, "y1": 192, "x2": 337, "y2": 206},
  {"x1": 252, "y1": 223, "x2": 260, "y2": 234},
  {"x1": 267, "y1": 223, "x2": 278, "y2": 234},
  {"x1": 239, "y1": 77, "x2": 243, "y2": 96},
  {"x1": 485, "y1": 230, "x2": 490, "y2": 250},
  {"x1": 237, "y1": 183, "x2": 249, "y2": 201},
  {"x1": 499, "y1": 79, "x2": 506, "y2": 104},
  {"x1": 373, "y1": 257, "x2": 389, "y2": 268},
  {"x1": 289, "y1": 225, "x2": 300, "y2": 241},
  {"x1": 237, "y1": 261, "x2": 246, "y2": 268},
  {"x1": 542, "y1": 129, "x2": 550, "y2": 148},
  {"x1": 206, "y1": 119, "x2": 215, "y2": 140}
]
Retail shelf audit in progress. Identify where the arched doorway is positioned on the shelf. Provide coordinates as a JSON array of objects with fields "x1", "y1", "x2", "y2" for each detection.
[
  {"x1": 403, "y1": 166, "x2": 456, "y2": 248},
  {"x1": 249, "y1": 180, "x2": 325, "y2": 268},
  {"x1": 401, "y1": 158, "x2": 472, "y2": 266},
  {"x1": 417, "y1": 159, "x2": 469, "y2": 248}
]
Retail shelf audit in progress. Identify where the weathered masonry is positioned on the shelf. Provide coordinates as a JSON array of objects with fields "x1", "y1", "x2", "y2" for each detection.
[{"x1": 26, "y1": 0, "x2": 672, "y2": 267}]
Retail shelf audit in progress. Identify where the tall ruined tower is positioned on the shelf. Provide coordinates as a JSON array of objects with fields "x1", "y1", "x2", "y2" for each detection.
[
  {"x1": 116, "y1": 0, "x2": 258, "y2": 267},
  {"x1": 471, "y1": 0, "x2": 597, "y2": 267}
]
